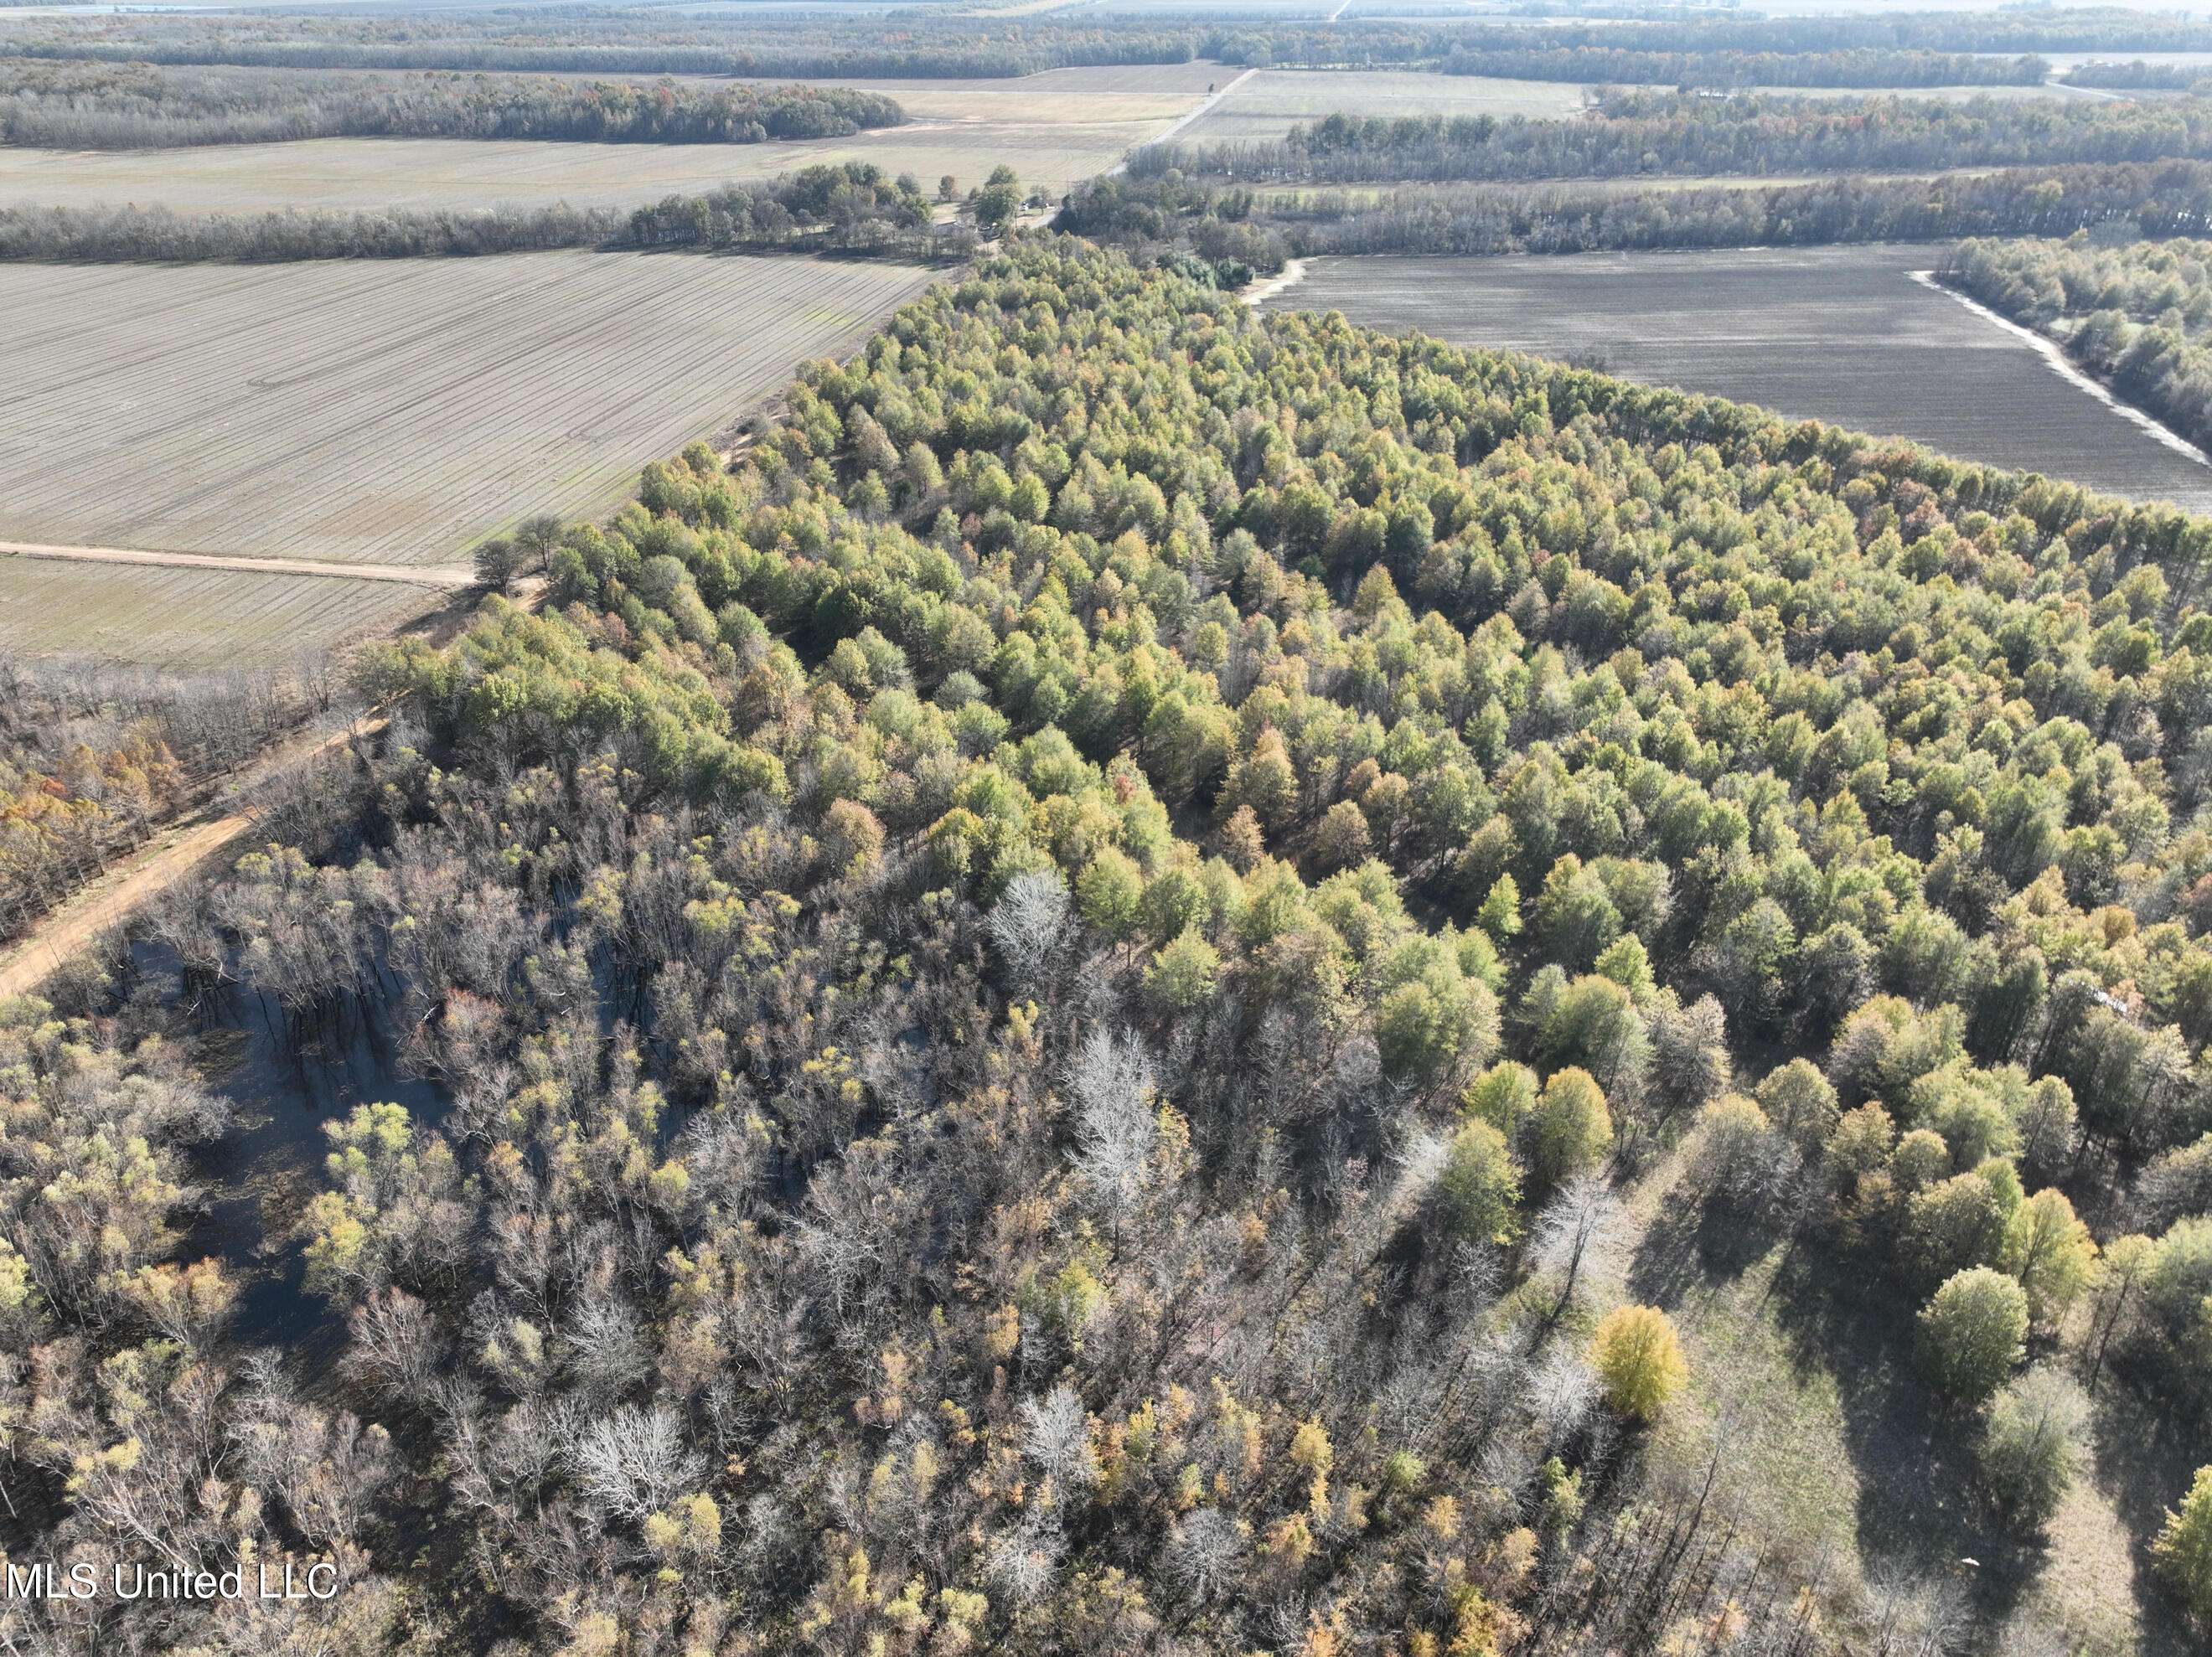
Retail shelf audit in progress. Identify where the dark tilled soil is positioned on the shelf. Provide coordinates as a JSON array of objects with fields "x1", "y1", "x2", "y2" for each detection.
[{"x1": 1274, "y1": 243, "x2": 2212, "y2": 515}]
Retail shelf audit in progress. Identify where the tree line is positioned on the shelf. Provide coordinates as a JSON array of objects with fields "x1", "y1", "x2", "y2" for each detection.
[
  {"x1": 0, "y1": 58, "x2": 902, "y2": 150},
  {"x1": 1419, "y1": 11, "x2": 2212, "y2": 55},
  {"x1": 0, "y1": 12, "x2": 1224, "y2": 80},
  {"x1": 5, "y1": 237, "x2": 2209, "y2": 1651},
  {"x1": 0, "y1": 163, "x2": 981, "y2": 262},
  {"x1": 1063, "y1": 160, "x2": 2212, "y2": 271},
  {"x1": 11, "y1": 5, "x2": 2207, "y2": 84},
  {"x1": 1139, "y1": 90, "x2": 2212, "y2": 187},
  {"x1": 1948, "y1": 231, "x2": 2212, "y2": 457},
  {"x1": 2061, "y1": 59, "x2": 2212, "y2": 91}
]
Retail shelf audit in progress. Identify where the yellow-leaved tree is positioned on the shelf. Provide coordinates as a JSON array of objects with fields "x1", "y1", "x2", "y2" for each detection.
[{"x1": 1589, "y1": 1304, "x2": 1687, "y2": 1422}]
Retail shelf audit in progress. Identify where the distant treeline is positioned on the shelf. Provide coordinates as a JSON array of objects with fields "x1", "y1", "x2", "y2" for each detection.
[
  {"x1": 0, "y1": 163, "x2": 976, "y2": 262},
  {"x1": 1439, "y1": 46, "x2": 2046, "y2": 88},
  {"x1": 1427, "y1": 10, "x2": 2212, "y2": 54},
  {"x1": 1141, "y1": 92, "x2": 2212, "y2": 186},
  {"x1": 13, "y1": 5, "x2": 2204, "y2": 83},
  {"x1": 2061, "y1": 59, "x2": 2212, "y2": 91},
  {"x1": 0, "y1": 59, "x2": 902, "y2": 149},
  {"x1": 1949, "y1": 233, "x2": 2212, "y2": 454},
  {"x1": 1063, "y1": 160, "x2": 2212, "y2": 268},
  {"x1": 0, "y1": 16, "x2": 1226, "y2": 80}
]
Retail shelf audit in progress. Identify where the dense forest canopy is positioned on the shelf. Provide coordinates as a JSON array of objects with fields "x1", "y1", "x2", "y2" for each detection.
[
  {"x1": 1950, "y1": 233, "x2": 2212, "y2": 457},
  {"x1": 0, "y1": 59, "x2": 903, "y2": 150},
  {"x1": 11, "y1": 238, "x2": 2212, "y2": 1653},
  {"x1": 0, "y1": 13, "x2": 1227, "y2": 80},
  {"x1": 1430, "y1": 10, "x2": 2212, "y2": 55},
  {"x1": 2061, "y1": 59, "x2": 2212, "y2": 92}
]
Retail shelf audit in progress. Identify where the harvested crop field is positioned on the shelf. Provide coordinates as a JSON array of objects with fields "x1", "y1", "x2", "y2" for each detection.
[
  {"x1": 0, "y1": 556, "x2": 440, "y2": 668},
  {"x1": 1270, "y1": 243, "x2": 2212, "y2": 513},
  {"x1": 0, "y1": 127, "x2": 1131, "y2": 212},
  {"x1": 0, "y1": 69, "x2": 1212, "y2": 211},
  {"x1": 0, "y1": 249, "x2": 938, "y2": 565},
  {"x1": 1171, "y1": 69, "x2": 1589, "y2": 146}
]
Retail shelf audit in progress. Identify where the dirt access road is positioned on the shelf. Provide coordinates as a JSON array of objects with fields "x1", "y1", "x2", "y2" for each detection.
[
  {"x1": 0, "y1": 574, "x2": 556, "y2": 999},
  {"x1": 0, "y1": 539, "x2": 475, "y2": 588},
  {"x1": 0, "y1": 713, "x2": 390, "y2": 1000},
  {"x1": 1100, "y1": 67, "x2": 1257, "y2": 177}
]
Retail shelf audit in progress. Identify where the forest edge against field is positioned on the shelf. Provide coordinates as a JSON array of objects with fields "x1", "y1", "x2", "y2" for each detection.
[
  {"x1": 1239, "y1": 256, "x2": 1307, "y2": 306},
  {"x1": 1914, "y1": 271, "x2": 2212, "y2": 471}
]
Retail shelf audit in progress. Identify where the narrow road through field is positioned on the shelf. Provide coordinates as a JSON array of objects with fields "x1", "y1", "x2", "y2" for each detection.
[
  {"x1": 0, "y1": 714, "x2": 390, "y2": 999},
  {"x1": 1104, "y1": 67, "x2": 1257, "y2": 175},
  {"x1": 0, "y1": 540, "x2": 475, "y2": 588}
]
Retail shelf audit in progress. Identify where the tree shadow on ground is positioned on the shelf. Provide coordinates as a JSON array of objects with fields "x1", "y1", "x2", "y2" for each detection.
[
  {"x1": 1629, "y1": 1182, "x2": 2031, "y2": 1640},
  {"x1": 2083, "y1": 1365, "x2": 2207, "y2": 1657},
  {"x1": 1765, "y1": 1238, "x2": 2087, "y2": 1645},
  {"x1": 1625, "y1": 1176, "x2": 1778, "y2": 1308},
  {"x1": 1619, "y1": 1174, "x2": 2212, "y2": 1649},
  {"x1": 1626, "y1": 1169, "x2": 2208, "y2": 1649}
]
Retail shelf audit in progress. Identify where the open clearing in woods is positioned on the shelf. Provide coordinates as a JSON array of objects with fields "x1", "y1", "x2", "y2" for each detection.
[
  {"x1": 0, "y1": 249, "x2": 938, "y2": 570},
  {"x1": 0, "y1": 65, "x2": 1218, "y2": 211},
  {"x1": 1613, "y1": 1145, "x2": 2187, "y2": 1655},
  {"x1": 1271, "y1": 242, "x2": 2212, "y2": 514}
]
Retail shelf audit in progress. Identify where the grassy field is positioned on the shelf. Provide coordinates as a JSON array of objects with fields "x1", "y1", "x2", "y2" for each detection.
[
  {"x1": 0, "y1": 556, "x2": 442, "y2": 668},
  {"x1": 0, "y1": 250, "x2": 938, "y2": 566},
  {"x1": 1171, "y1": 67, "x2": 1590, "y2": 145},
  {"x1": 1271, "y1": 243, "x2": 2212, "y2": 514},
  {"x1": 0, "y1": 127, "x2": 1128, "y2": 209},
  {"x1": 0, "y1": 65, "x2": 1215, "y2": 209}
]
